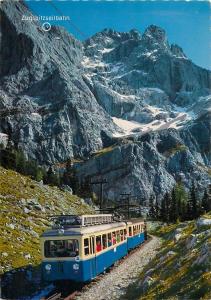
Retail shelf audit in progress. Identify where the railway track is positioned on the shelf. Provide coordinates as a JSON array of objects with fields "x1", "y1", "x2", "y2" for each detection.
[{"x1": 43, "y1": 236, "x2": 152, "y2": 300}]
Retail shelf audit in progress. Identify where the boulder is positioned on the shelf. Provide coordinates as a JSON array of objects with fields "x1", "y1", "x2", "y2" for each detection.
[
  {"x1": 6, "y1": 223, "x2": 15, "y2": 230},
  {"x1": 24, "y1": 254, "x2": 31, "y2": 260},
  {"x1": 186, "y1": 234, "x2": 198, "y2": 250},
  {"x1": 142, "y1": 276, "x2": 154, "y2": 292},
  {"x1": 61, "y1": 185, "x2": 73, "y2": 194},
  {"x1": 197, "y1": 218, "x2": 211, "y2": 227},
  {"x1": 30, "y1": 230, "x2": 39, "y2": 238},
  {"x1": 28, "y1": 198, "x2": 39, "y2": 206},
  {"x1": 23, "y1": 207, "x2": 30, "y2": 214},
  {"x1": 174, "y1": 233, "x2": 182, "y2": 242},
  {"x1": 160, "y1": 251, "x2": 176, "y2": 263},
  {"x1": 193, "y1": 241, "x2": 211, "y2": 266}
]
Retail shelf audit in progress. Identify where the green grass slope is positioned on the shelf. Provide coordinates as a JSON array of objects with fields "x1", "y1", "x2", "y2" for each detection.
[
  {"x1": 124, "y1": 216, "x2": 211, "y2": 300},
  {"x1": 0, "y1": 166, "x2": 93, "y2": 274}
]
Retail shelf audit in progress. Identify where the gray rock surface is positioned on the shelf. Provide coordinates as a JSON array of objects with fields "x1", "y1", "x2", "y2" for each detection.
[
  {"x1": 75, "y1": 112, "x2": 211, "y2": 200},
  {"x1": 0, "y1": 1, "x2": 118, "y2": 163},
  {"x1": 0, "y1": 1, "x2": 210, "y2": 201}
]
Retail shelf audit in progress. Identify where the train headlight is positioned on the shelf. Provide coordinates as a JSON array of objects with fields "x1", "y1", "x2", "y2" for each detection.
[
  {"x1": 45, "y1": 264, "x2": 52, "y2": 271},
  {"x1": 73, "y1": 263, "x2": 79, "y2": 270},
  {"x1": 58, "y1": 228, "x2": 64, "y2": 235}
]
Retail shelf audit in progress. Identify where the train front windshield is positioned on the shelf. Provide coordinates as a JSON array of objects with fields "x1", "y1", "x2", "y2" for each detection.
[{"x1": 44, "y1": 239, "x2": 79, "y2": 258}]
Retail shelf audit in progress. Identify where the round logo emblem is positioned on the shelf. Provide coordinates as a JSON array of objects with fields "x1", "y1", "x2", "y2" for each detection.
[{"x1": 42, "y1": 22, "x2": 51, "y2": 32}]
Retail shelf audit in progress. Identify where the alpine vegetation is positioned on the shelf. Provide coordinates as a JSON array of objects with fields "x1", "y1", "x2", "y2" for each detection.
[{"x1": 1, "y1": 2, "x2": 210, "y2": 203}]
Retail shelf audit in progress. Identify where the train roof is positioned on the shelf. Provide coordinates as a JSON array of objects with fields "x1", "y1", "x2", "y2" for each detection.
[
  {"x1": 41, "y1": 214, "x2": 145, "y2": 238},
  {"x1": 41, "y1": 221, "x2": 127, "y2": 238},
  {"x1": 127, "y1": 218, "x2": 145, "y2": 225}
]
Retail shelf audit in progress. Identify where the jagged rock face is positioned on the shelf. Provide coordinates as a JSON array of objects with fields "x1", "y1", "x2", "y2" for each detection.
[
  {"x1": 0, "y1": 1, "x2": 118, "y2": 163},
  {"x1": 0, "y1": 1, "x2": 210, "y2": 200},
  {"x1": 75, "y1": 112, "x2": 211, "y2": 200}
]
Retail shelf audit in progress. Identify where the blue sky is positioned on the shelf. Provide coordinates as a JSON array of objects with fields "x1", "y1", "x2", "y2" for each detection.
[{"x1": 27, "y1": 1, "x2": 211, "y2": 70}]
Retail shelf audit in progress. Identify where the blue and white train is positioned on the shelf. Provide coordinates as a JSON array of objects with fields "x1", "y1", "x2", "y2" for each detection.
[{"x1": 41, "y1": 214, "x2": 147, "y2": 283}]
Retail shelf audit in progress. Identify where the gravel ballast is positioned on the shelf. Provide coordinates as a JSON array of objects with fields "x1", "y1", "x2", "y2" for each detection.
[{"x1": 75, "y1": 236, "x2": 162, "y2": 300}]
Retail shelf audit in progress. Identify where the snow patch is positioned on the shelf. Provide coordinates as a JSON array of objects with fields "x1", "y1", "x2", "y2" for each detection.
[
  {"x1": 98, "y1": 47, "x2": 114, "y2": 54},
  {"x1": 81, "y1": 57, "x2": 107, "y2": 69},
  {"x1": 31, "y1": 112, "x2": 41, "y2": 118},
  {"x1": 113, "y1": 69, "x2": 147, "y2": 80},
  {"x1": 0, "y1": 133, "x2": 8, "y2": 137},
  {"x1": 112, "y1": 111, "x2": 192, "y2": 137}
]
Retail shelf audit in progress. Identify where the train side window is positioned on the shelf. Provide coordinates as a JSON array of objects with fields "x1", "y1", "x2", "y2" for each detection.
[
  {"x1": 108, "y1": 233, "x2": 112, "y2": 247},
  {"x1": 84, "y1": 238, "x2": 89, "y2": 256},
  {"x1": 116, "y1": 231, "x2": 120, "y2": 243},
  {"x1": 124, "y1": 229, "x2": 127, "y2": 240},
  {"x1": 102, "y1": 234, "x2": 107, "y2": 249},
  {"x1": 96, "y1": 235, "x2": 102, "y2": 252},
  {"x1": 133, "y1": 226, "x2": 135, "y2": 235},
  {"x1": 120, "y1": 230, "x2": 124, "y2": 241},
  {"x1": 112, "y1": 231, "x2": 116, "y2": 244},
  {"x1": 129, "y1": 227, "x2": 132, "y2": 236}
]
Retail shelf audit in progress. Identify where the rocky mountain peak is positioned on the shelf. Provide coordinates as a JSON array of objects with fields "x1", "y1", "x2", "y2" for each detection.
[
  {"x1": 170, "y1": 44, "x2": 187, "y2": 58},
  {"x1": 128, "y1": 29, "x2": 141, "y2": 40},
  {"x1": 142, "y1": 25, "x2": 167, "y2": 44}
]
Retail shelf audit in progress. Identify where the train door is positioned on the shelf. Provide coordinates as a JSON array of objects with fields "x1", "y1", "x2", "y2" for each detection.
[{"x1": 90, "y1": 235, "x2": 96, "y2": 279}]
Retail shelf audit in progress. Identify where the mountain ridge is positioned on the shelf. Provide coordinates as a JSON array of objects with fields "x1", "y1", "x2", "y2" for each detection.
[{"x1": 0, "y1": 0, "x2": 210, "y2": 201}]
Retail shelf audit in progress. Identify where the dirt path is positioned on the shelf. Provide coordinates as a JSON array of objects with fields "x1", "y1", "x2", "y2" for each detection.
[{"x1": 75, "y1": 236, "x2": 162, "y2": 300}]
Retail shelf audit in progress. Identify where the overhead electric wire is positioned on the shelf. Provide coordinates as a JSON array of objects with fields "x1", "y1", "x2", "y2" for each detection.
[{"x1": 47, "y1": 0, "x2": 88, "y2": 40}]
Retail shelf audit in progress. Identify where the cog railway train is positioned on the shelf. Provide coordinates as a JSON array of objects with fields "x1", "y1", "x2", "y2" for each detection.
[{"x1": 41, "y1": 214, "x2": 147, "y2": 283}]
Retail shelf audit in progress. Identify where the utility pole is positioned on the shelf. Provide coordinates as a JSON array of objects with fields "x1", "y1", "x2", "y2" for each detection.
[
  {"x1": 90, "y1": 178, "x2": 107, "y2": 210},
  {"x1": 120, "y1": 192, "x2": 131, "y2": 219}
]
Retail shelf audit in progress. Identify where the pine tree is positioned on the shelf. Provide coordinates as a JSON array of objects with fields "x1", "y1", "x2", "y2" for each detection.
[
  {"x1": 35, "y1": 167, "x2": 44, "y2": 182},
  {"x1": 207, "y1": 185, "x2": 211, "y2": 212},
  {"x1": 148, "y1": 195, "x2": 156, "y2": 220},
  {"x1": 187, "y1": 181, "x2": 199, "y2": 220},
  {"x1": 160, "y1": 193, "x2": 171, "y2": 222},
  {"x1": 45, "y1": 166, "x2": 60, "y2": 186},
  {"x1": 174, "y1": 182, "x2": 188, "y2": 220},
  {"x1": 155, "y1": 197, "x2": 160, "y2": 220},
  {"x1": 15, "y1": 150, "x2": 26, "y2": 174},
  {"x1": 201, "y1": 189, "x2": 210, "y2": 213},
  {"x1": 169, "y1": 188, "x2": 178, "y2": 222},
  {"x1": 62, "y1": 160, "x2": 79, "y2": 193},
  {"x1": 1, "y1": 145, "x2": 16, "y2": 169},
  {"x1": 25, "y1": 160, "x2": 39, "y2": 179},
  {"x1": 190, "y1": 181, "x2": 199, "y2": 219},
  {"x1": 160, "y1": 194, "x2": 167, "y2": 222}
]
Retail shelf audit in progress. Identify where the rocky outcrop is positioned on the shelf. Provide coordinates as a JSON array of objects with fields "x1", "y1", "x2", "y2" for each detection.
[
  {"x1": 75, "y1": 112, "x2": 211, "y2": 200},
  {"x1": 0, "y1": 1, "x2": 210, "y2": 200},
  {"x1": 127, "y1": 218, "x2": 211, "y2": 300},
  {"x1": 0, "y1": 1, "x2": 118, "y2": 164}
]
